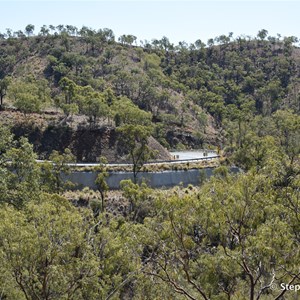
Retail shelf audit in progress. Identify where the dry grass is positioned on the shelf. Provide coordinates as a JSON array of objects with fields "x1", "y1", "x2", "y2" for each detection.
[
  {"x1": 63, "y1": 188, "x2": 130, "y2": 216},
  {"x1": 74, "y1": 158, "x2": 220, "y2": 173},
  {"x1": 63, "y1": 183, "x2": 202, "y2": 217}
]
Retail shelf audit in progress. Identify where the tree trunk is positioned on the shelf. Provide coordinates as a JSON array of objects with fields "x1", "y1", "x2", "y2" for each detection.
[
  {"x1": 0, "y1": 95, "x2": 3, "y2": 110},
  {"x1": 100, "y1": 190, "x2": 105, "y2": 212}
]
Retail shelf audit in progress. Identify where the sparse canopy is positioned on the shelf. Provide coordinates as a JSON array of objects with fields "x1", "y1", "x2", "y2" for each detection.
[
  {"x1": 117, "y1": 124, "x2": 155, "y2": 183},
  {"x1": 25, "y1": 24, "x2": 35, "y2": 37}
]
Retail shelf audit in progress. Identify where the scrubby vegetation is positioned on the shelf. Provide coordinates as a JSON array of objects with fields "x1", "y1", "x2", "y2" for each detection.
[
  {"x1": 1, "y1": 25, "x2": 299, "y2": 155},
  {"x1": 0, "y1": 25, "x2": 300, "y2": 299},
  {"x1": 0, "y1": 124, "x2": 300, "y2": 299}
]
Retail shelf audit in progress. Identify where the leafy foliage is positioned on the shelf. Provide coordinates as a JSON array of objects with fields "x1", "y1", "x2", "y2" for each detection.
[
  {"x1": 0, "y1": 26, "x2": 300, "y2": 299},
  {"x1": 117, "y1": 124, "x2": 156, "y2": 183},
  {"x1": 1, "y1": 25, "x2": 299, "y2": 149}
]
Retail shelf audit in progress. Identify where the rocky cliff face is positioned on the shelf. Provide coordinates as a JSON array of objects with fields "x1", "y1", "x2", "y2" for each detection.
[
  {"x1": 13, "y1": 124, "x2": 171, "y2": 163},
  {"x1": 5, "y1": 111, "x2": 171, "y2": 162}
]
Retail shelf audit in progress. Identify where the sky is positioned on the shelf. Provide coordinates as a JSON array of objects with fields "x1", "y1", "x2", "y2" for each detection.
[{"x1": 0, "y1": 1, "x2": 299, "y2": 45}]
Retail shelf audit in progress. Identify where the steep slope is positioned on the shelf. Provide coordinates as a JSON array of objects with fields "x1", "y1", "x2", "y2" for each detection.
[{"x1": 0, "y1": 26, "x2": 299, "y2": 157}]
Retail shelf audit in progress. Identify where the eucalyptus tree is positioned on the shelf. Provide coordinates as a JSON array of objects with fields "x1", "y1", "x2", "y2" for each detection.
[
  {"x1": 117, "y1": 124, "x2": 155, "y2": 183},
  {"x1": 136, "y1": 172, "x2": 300, "y2": 300},
  {"x1": 25, "y1": 24, "x2": 35, "y2": 37},
  {"x1": 95, "y1": 156, "x2": 109, "y2": 213},
  {"x1": 0, "y1": 76, "x2": 11, "y2": 110},
  {"x1": 39, "y1": 25, "x2": 49, "y2": 36}
]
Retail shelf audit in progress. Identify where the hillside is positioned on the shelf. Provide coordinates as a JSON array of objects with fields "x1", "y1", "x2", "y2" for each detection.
[
  {"x1": 0, "y1": 26, "x2": 300, "y2": 161},
  {"x1": 1, "y1": 26, "x2": 300, "y2": 299}
]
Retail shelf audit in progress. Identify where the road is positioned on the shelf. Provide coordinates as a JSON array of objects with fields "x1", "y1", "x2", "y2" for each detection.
[
  {"x1": 37, "y1": 150, "x2": 219, "y2": 167},
  {"x1": 170, "y1": 150, "x2": 218, "y2": 160}
]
